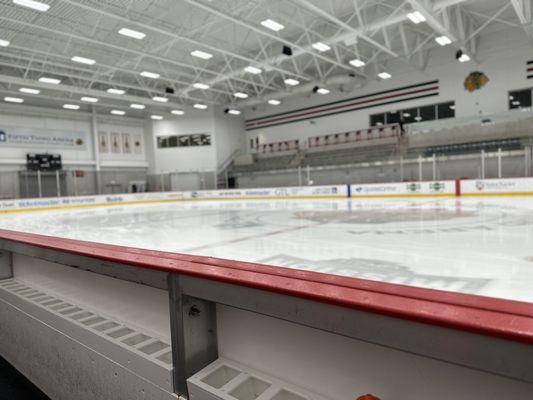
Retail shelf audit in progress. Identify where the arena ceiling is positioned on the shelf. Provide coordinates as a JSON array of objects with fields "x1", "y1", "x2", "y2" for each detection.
[{"x1": 0, "y1": 0, "x2": 529, "y2": 117}]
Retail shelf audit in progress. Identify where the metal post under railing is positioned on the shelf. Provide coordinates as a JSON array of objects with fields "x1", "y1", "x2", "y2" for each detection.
[
  {"x1": 481, "y1": 149, "x2": 486, "y2": 179},
  {"x1": 37, "y1": 170, "x2": 42, "y2": 198},
  {"x1": 160, "y1": 173, "x2": 165, "y2": 192},
  {"x1": 418, "y1": 155, "x2": 423, "y2": 181},
  {"x1": 73, "y1": 171, "x2": 78, "y2": 196},
  {"x1": 400, "y1": 156, "x2": 404, "y2": 182},
  {"x1": 432, "y1": 153, "x2": 436, "y2": 181},
  {"x1": 55, "y1": 170, "x2": 61, "y2": 197},
  {"x1": 225, "y1": 169, "x2": 229, "y2": 189},
  {"x1": 497, "y1": 148, "x2": 502, "y2": 178},
  {"x1": 306, "y1": 165, "x2": 311, "y2": 185},
  {"x1": 297, "y1": 166, "x2": 302, "y2": 186}
]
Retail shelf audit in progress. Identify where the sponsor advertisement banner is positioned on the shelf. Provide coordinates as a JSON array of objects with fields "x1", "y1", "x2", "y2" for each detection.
[
  {"x1": 350, "y1": 181, "x2": 455, "y2": 197},
  {"x1": 461, "y1": 178, "x2": 533, "y2": 194},
  {"x1": 185, "y1": 185, "x2": 346, "y2": 200},
  {"x1": 0, "y1": 126, "x2": 87, "y2": 150}
]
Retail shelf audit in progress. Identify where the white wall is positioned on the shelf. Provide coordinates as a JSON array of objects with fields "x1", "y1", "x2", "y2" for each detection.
[
  {"x1": 151, "y1": 108, "x2": 245, "y2": 174},
  {"x1": 244, "y1": 28, "x2": 532, "y2": 150}
]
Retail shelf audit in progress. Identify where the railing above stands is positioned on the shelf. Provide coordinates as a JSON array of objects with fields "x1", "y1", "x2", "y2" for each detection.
[
  {"x1": 308, "y1": 123, "x2": 400, "y2": 148},
  {"x1": 256, "y1": 139, "x2": 300, "y2": 154}
]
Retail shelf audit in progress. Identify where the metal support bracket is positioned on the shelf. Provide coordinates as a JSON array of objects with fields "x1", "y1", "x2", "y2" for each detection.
[{"x1": 168, "y1": 274, "x2": 218, "y2": 398}]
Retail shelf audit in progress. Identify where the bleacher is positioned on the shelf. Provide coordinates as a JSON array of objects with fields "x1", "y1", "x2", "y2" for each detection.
[
  {"x1": 301, "y1": 144, "x2": 398, "y2": 167},
  {"x1": 418, "y1": 138, "x2": 523, "y2": 158},
  {"x1": 232, "y1": 154, "x2": 296, "y2": 173}
]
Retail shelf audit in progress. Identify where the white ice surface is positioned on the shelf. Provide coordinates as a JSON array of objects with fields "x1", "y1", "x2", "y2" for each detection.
[{"x1": 0, "y1": 196, "x2": 532, "y2": 303}]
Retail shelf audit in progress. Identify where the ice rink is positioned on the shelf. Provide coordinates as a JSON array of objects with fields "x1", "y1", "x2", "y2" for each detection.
[{"x1": 1, "y1": 196, "x2": 532, "y2": 303}]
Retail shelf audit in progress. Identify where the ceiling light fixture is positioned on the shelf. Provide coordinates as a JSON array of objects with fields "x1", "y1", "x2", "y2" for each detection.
[
  {"x1": 118, "y1": 28, "x2": 146, "y2": 40},
  {"x1": 38, "y1": 77, "x2": 61, "y2": 84},
  {"x1": 227, "y1": 109, "x2": 241, "y2": 115},
  {"x1": 312, "y1": 42, "x2": 331, "y2": 52},
  {"x1": 107, "y1": 88, "x2": 126, "y2": 95},
  {"x1": 81, "y1": 96, "x2": 98, "y2": 103},
  {"x1": 13, "y1": 0, "x2": 50, "y2": 12},
  {"x1": 171, "y1": 109, "x2": 185, "y2": 115},
  {"x1": 349, "y1": 58, "x2": 366, "y2": 68},
  {"x1": 458, "y1": 53, "x2": 471, "y2": 62},
  {"x1": 151, "y1": 115, "x2": 163, "y2": 120},
  {"x1": 0, "y1": 39, "x2": 10, "y2": 47},
  {"x1": 111, "y1": 110, "x2": 125, "y2": 115},
  {"x1": 191, "y1": 50, "x2": 213, "y2": 60},
  {"x1": 19, "y1": 88, "x2": 40, "y2": 94},
  {"x1": 194, "y1": 103, "x2": 208, "y2": 110},
  {"x1": 71, "y1": 56, "x2": 96, "y2": 65},
  {"x1": 4, "y1": 97, "x2": 24, "y2": 103},
  {"x1": 193, "y1": 83, "x2": 210, "y2": 90},
  {"x1": 130, "y1": 104, "x2": 145, "y2": 109},
  {"x1": 284, "y1": 78, "x2": 300, "y2": 86},
  {"x1": 244, "y1": 66, "x2": 262, "y2": 74},
  {"x1": 261, "y1": 19, "x2": 284, "y2": 32},
  {"x1": 268, "y1": 99, "x2": 281, "y2": 105},
  {"x1": 316, "y1": 87, "x2": 330, "y2": 95},
  {"x1": 435, "y1": 35, "x2": 452, "y2": 46},
  {"x1": 234, "y1": 92, "x2": 248, "y2": 99},
  {"x1": 140, "y1": 71, "x2": 160, "y2": 79},
  {"x1": 407, "y1": 11, "x2": 426, "y2": 24},
  {"x1": 63, "y1": 104, "x2": 79, "y2": 110},
  {"x1": 378, "y1": 72, "x2": 392, "y2": 79},
  {"x1": 152, "y1": 96, "x2": 168, "y2": 103}
]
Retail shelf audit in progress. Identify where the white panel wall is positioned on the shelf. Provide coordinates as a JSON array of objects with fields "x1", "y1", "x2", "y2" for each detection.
[{"x1": 244, "y1": 30, "x2": 531, "y2": 149}]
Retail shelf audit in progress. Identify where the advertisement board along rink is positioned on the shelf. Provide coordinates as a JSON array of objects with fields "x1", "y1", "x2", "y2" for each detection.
[{"x1": 0, "y1": 193, "x2": 532, "y2": 304}]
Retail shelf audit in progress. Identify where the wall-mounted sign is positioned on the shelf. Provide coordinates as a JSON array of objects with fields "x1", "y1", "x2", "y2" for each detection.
[
  {"x1": 157, "y1": 133, "x2": 211, "y2": 148},
  {"x1": 0, "y1": 126, "x2": 87, "y2": 150},
  {"x1": 110, "y1": 132, "x2": 121, "y2": 154},
  {"x1": 98, "y1": 132, "x2": 109, "y2": 153}
]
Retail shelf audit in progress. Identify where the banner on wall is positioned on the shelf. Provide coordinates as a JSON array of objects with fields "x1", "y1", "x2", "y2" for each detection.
[
  {"x1": 122, "y1": 133, "x2": 132, "y2": 154},
  {"x1": 133, "y1": 134, "x2": 143, "y2": 154},
  {"x1": 0, "y1": 126, "x2": 87, "y2": 150},
  {"x1": 98, "y1": 132, "x2": 109, "y2": 153},
  {"x1": 110, "y1": 132, "x2": 121, "y2": 154}
]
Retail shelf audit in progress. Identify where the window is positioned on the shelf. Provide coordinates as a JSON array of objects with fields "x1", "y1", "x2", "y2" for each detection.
[
  {"x1": 369, "y1": 101, "x2": 455, "y2": 127},
  {"x1": 509, "y1": 89, "x2": 532, "y2": 110}
]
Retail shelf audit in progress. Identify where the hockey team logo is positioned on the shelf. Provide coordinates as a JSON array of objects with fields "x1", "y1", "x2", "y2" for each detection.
[
  {"x1": 475, "y1": 181, "x2": 485, "y2": 191},
  {"x1": 0, "y1": 131, "x2": 6, "y2": 142},
  {"x1": 429, "y1": 182, "x2": 445, "y2": 192},
  {"x1": 354, "y1": 186, "x2": 363, "y2": 193},
  {"x1": 406, "y1": 183, "x2": 421, "y2": 193}
]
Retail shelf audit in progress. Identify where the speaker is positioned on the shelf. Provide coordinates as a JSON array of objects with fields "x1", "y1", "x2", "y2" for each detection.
[
  {"x1": 282, "y1": 45, "x2": 292, "y2": 56},
  {"x1": 165, "y1": 87, "x2": 175, "y2": 94}
]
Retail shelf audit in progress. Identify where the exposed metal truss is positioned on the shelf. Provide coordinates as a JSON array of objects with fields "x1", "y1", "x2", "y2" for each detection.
[{"x1": 0, "y1": 0, "x2": 529, "y2": 116}]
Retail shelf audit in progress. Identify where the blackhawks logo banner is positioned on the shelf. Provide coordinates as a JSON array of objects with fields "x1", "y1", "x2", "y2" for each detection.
[{"x1": 464, "y1": 71, "x2": 489, "y2": 92}]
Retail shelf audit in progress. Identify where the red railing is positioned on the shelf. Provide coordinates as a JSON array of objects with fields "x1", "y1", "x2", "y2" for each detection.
[
  {"x1": 256, "y1": 139, "x2": 300, "y2": 154},
  {"x1": 308, "y1": 123, "x2": 400, "y2": 148}
]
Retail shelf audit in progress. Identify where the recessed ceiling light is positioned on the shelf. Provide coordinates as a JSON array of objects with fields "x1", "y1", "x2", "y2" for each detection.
[
  {"x1": 63, "y1": 104, "x2": 79, "y2": 110},
  {"x1": 458, "y1": 53, "x2": 471, "y2": 62},
  {"x1": 19, "y1": 88, "x2": 40, "y2": 94},
  {"x1": 130, "y1": 104, "x2": 145, "y2": 109},
  {"x1": 107, "y1": 88, "x2": 125, "y2": 95},
  {"x1": 71, "y1": 56, "x2": 96, "y2": 65},
  {"x1": 194, "y1": 103, "x2": 208, "y2": 110},
  {"x1": 38, "y1": 77, "x2": 61, "y2": 84},
  {"x1": 450, "y1": 105, "x2": 456, "y2": 110},
  {"x1": 512, "y1": 100, "x2": 521, "y2": 106},
  {"x1": 378, "y1": 72, "x2": 392, "y2": 79},
  {"x1": 171, "y1": 109, "x2": 185, "y2": 115},
  {"x1": 111, "y1": 110, "x2": 125, "y2": 115},
  {"x1": 407, "y1": 11, "x2": 426, "y2": 24},
  {"x1": 234, "y1": 92, "x2": 248, "y2": 99},
  {"x1": 140, "y1": 71, "x2": 160, "y2": 79},
  {"x1": 228, "y1": 109, "x2": 241, "y2": 115},
  {"x1": 403, "y1": 112, "x2": 411, "y2": 117},
  {"x1": 284, "y1": 78, "x2": 300, "y2": 86},
  {"x1": 191, "y1": 50, "x2": 213, "y2": 60},
  {"x1": 81, "y1": 96, "x2": 98, "y2": 103},
  {"x1": 193, "y1": 83, "x2": 210, "y2": 90},
  {"x1": 268, "y1": 99, "x2": 281, "y2": 105},
  {"x1": 349, "y1": 58, "x2": 366, "y2": 68},
  {"x1": 415, "y1": 116, "x2": 422, "y2": 121},
  {"x1": 13, "y1": 0, "x2": 50, "y2": 12},
  {"x1": 261, "y1": 19, "x2": 284, "y2": 32},
  {"x1": 151, "y1": 115, "x2": 163, "y2": 120},
  {"x1": 118, "y1": 28, "x2": 146, "y2": 40},
  {"x1": 152, "y1": 96, "x2": 168, "y2": 103},
  {"x1": 435, "y1": 35, "x2": 452, "y2": 46},
  {"x1": 316, "y1": 87, "x2": 330, "y2": 95},
  {"x1": 244, "y1": 66, "x2": 262, "y2": 74},
  {"x1": 312, "y1": 42, "x2": 331, "y2": 52},
  {"x1": 0, "y1": 39, "x2": 10, "y2": 47},
  {"x1": 4, "y1": 97, "x2": 24, "y2": 103}
]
